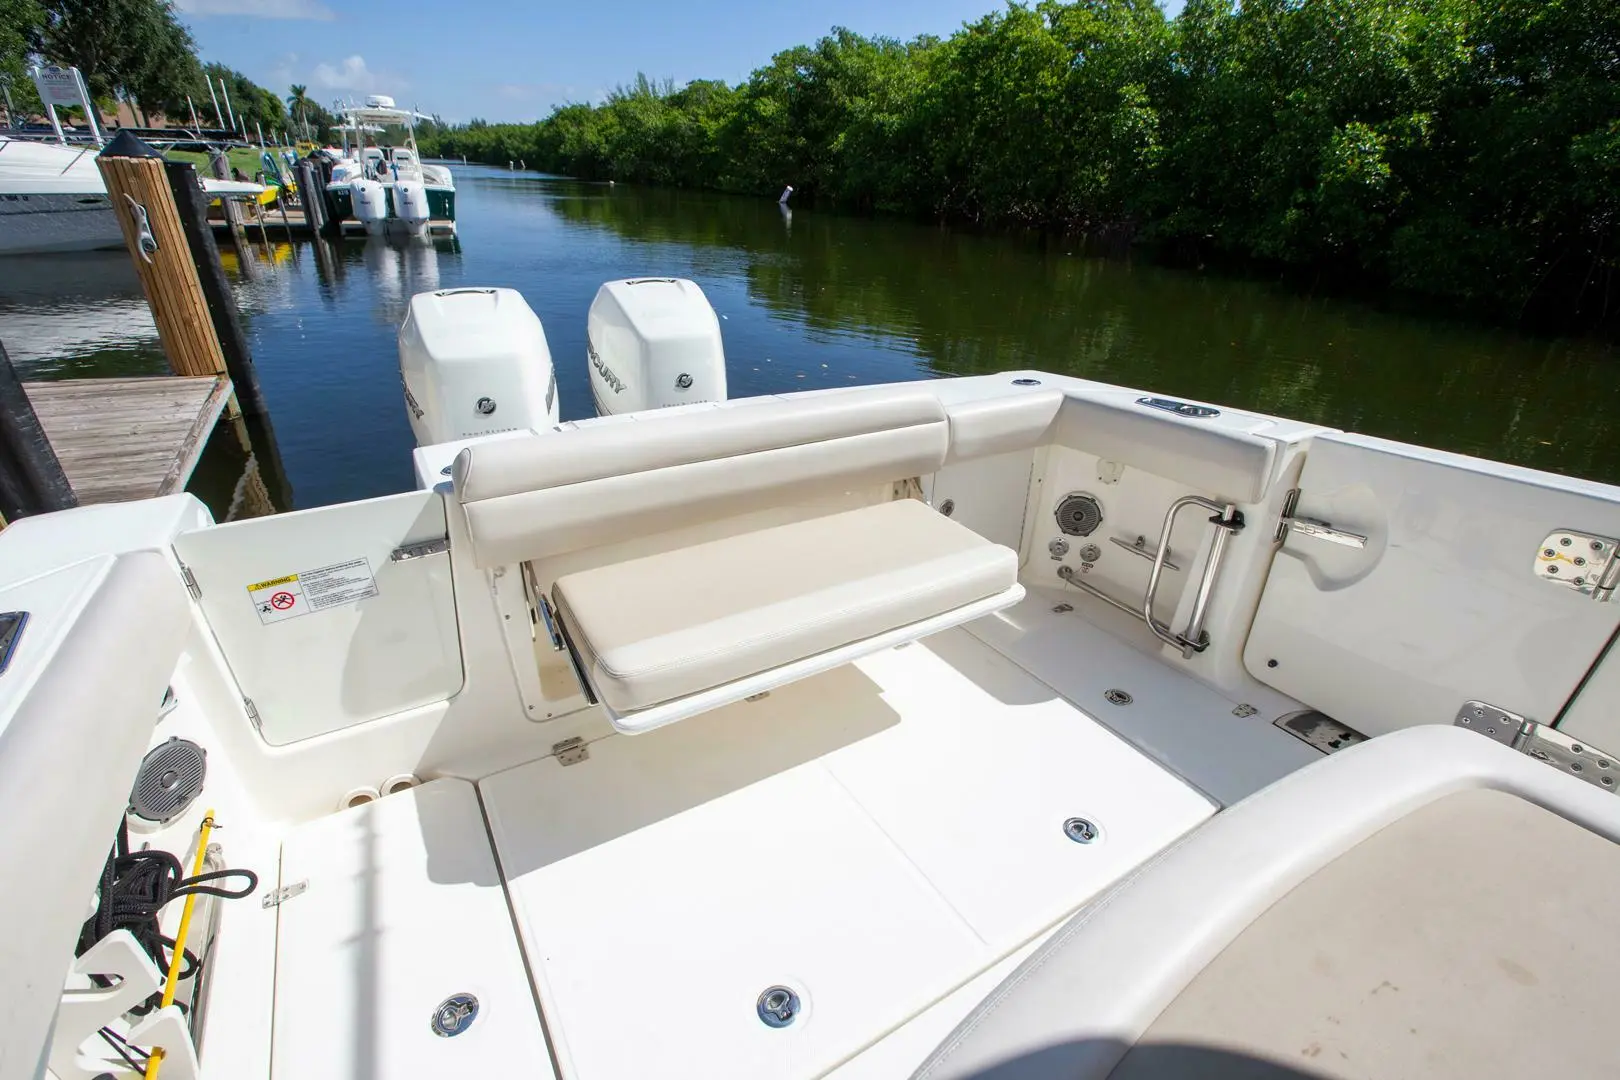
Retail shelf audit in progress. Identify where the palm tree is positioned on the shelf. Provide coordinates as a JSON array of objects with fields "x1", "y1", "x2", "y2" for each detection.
[{"x1": 287, "y1": 84, "x2": 310, "y2": 140}]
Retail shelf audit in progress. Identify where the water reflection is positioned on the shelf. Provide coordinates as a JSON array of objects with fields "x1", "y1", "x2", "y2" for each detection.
[
  {"x1": 0, "y1": 252, "x2": 161, "y2": 377},
  {"x1": 542, "y1": 181, "x2": 1619, "y2": 482},
  {"x1": 2, "y1": 165, "x2": 1615, "y2": 516}
]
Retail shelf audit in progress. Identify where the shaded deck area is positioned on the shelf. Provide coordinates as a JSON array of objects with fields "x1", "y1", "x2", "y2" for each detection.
[{"x1": 26, "y1": 375, "x2": 233, "y2": 504}]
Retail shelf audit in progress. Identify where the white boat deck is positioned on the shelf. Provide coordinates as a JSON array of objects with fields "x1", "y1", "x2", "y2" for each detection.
[{"x1": 268, "y1": 624, "x2": 1218, "y2": 1080}]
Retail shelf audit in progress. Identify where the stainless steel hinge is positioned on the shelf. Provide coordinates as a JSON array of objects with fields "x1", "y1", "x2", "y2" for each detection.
[
  {"x1": 1534, "y1": 531, "x2": 1620, "y2": 601},
  {"x1": 391, "y1": 537, "x2": 450, "y2": 562},
  {"x1": 1275, "y1": 489, "x2": 1368, "y2": 549},
  {"x1": 553, "y1": 737, "x2": 589, "y2": 766},
  {"x1": 1455, "y1": 700, "x2": 1619, "y2": 794},
  {"x1": 243, "y1": 697, "x2": 261, "y2": 729},
  {"x1": 261, "y1": 879, "x2": 308, "y2": 909},
  {"x1": 179, "y1": 564, "x2": 201, "y2": 600}
]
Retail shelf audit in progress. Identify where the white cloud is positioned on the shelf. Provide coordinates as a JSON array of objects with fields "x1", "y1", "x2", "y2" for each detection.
[
  {"x1": 174, "y1": 0, "x2": 335, "y2": 20},
  {"x1": 311, "y1": 55, "x2": 405, "y2": 97}
]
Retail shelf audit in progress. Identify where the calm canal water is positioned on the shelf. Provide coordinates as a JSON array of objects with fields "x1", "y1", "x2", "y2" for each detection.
[{"x1": 2, "y1": 163, "x2": 1616, "y2": 513}]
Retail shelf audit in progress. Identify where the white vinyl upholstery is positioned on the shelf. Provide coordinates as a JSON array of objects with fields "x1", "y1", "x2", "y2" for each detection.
[
  {"x1": 944, "y1": 390, "x2": 1064, "y2": 464},
  {"x1": 454, "y1": 388, "x2": 949, "y2": 568},
  {"x1": 914, "y1": 726, "x2": 1620, "y2": 1080},
  {"x1": 0, "y1": 553, "x2": 190, "y2": 1080},
  {"x1": 1053, "y1": 394, "x2": 1277, "y2": 504},
  {"x1": 553, "y1": 499, "x2": 1020, "y2": 725}
]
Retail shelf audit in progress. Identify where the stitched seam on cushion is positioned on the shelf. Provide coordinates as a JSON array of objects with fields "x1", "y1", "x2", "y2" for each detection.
[{"x1": 590, "y1": 559, "x2": 1007, "y2": 681}]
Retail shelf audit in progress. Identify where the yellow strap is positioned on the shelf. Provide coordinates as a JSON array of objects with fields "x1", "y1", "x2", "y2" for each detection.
[{"x1": 145, "y1": 810, "x2": 216, "y2": 1079}]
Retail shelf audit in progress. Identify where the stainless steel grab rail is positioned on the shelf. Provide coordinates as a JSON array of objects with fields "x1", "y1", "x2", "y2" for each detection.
[{"x1": 1059, "y1": 495, "x2": 1245, "y2": 658}]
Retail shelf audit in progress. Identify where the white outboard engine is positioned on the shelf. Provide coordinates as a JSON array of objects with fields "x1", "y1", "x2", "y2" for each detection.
[
  {"x1": 397, "y1": 287, "x2": 558, "y2": 447},
  {"x1": 394, "y1": 180, "x2": 430, "y2": 238},
  {"x1": 352, "y1": 178, "x2": 387, "y2": 236},
  {"x1": 586, "y1": 278, "x2": 727, "y2": 415}
]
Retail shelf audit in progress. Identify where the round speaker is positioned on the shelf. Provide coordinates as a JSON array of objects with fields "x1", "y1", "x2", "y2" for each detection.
[
  {"x1": 129, "y1": 737, "x2": 207, "y2": 824},
  {"x1": 1055, "y1": 493, "x2": 1103, "y2": 537}
]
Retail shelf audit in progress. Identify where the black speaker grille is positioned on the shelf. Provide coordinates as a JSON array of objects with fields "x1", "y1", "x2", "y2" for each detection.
[
  {"x1": 129, "y1": 737, "x2": 207, "y2": 824},
  {"x1": 1055, "y1": 493, "x2": 1103, "y2": 537}
]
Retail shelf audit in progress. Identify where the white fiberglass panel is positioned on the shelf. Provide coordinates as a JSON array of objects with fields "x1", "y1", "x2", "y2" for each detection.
[
  {"x1": 271, "y1": 780, "x2": 554, "y2": 1080},
  {"x1": 483, "y1": 630, "x2": 1213, "y2": 1080},
  {"x1": 1246, "y1": 432, "x2": 1620, "y2": 737},
  {"x1": 174, "y1": 490, "x2": 462, "y2": 743}
]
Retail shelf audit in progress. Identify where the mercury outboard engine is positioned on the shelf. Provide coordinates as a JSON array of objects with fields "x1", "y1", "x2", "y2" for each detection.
[{"x1": 586, "y1": 278, "x2": 727, "y2": 415}]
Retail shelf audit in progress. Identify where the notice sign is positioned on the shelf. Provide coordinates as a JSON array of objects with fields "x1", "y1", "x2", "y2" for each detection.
[
  {"x1": 247, "y1": 558, "x2": 379, "y2": 625},
  {"x1": 31, "y1": 65, "x2": 86, "y2": 109}
]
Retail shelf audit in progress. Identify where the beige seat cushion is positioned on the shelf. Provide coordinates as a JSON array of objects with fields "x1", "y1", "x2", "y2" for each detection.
[
  {"x1": 1113, "y1": 787, "x2": 1620, "y2": 1079},
  {"x1": 552, "y1": 499, "x2": 1017, "y2": 714}
]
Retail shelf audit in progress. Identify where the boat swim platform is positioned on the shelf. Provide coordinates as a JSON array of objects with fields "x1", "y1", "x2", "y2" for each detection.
[
  {"x1": 25, "y1": 375, "x2": 232, "y2": 504},
  {"x1": 209, "y1": 209, "x2": 456, "y2": 237}
]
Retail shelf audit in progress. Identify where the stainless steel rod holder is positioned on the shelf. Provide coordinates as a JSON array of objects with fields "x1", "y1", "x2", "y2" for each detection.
[{"x1": 1060, "y1": 495, "x2": 1244, "y2": 658}]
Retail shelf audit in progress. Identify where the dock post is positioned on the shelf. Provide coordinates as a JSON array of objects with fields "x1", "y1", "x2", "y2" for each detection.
[
  {"x1": 96, "y1": 132, "x2": 233, "y2": 388},
  {"x1": 297, "y1": 159, "x2": 330, "y2": 235},
  {"x1": 210, "y1": 149, "x2": 251, "y2": 256},
  {"x1": 164, "y1": 159, "x2": 275, "y2": 424},
  {"x1": 0, "y1": 340, "x2": 77, "y2": 520}
]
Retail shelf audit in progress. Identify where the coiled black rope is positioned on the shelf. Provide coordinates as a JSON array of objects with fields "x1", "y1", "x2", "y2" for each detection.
[{"x1": 76, "y1": 819, "x2": 259, "y2": 1011}]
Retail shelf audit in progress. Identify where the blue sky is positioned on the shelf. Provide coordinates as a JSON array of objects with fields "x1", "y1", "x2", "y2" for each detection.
[{"x1": 174, "y1": 0, "x2": 1185, "y2": 124}]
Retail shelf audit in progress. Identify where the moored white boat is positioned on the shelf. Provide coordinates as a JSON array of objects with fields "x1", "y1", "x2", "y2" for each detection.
[
  {"x1": 0, "y1": 135, "x2": 264, "y2": 257},
  {"x1": 6, "y1": 277, "x2": 1620, "y2": 1080},
  {"x1": 325, "y1": 97, "x2": 456, "y2": 238},
  {"x1": 0, "y1": 136, "x2": 121, "y2": 255}
]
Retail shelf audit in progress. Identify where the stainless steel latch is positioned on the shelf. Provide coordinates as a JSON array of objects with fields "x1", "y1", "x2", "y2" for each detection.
[
  {"x1": 391, "y1": 538, "x2": 450, "y2": 562},
  {"x1": 1275, "y1": 489, "x2": 1367, "y2": 549},
  {"x1": 262, "y1": 880, "x2": 308, "y2": 908}
]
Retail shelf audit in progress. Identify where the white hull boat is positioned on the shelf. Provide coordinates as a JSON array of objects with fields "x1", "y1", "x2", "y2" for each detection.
[
  {"x1": 0, "y1": 136, "x2": 264, "y2": 257},
  {"x1": 8, "y1": 276, "x2": 1620, "y2": 1080},
  {"x1": 329, "y1": 97, "x2": 456, "y2": 238},
  {"x1": 0, "y1": 137, "x2": 121, "y2": 255}
]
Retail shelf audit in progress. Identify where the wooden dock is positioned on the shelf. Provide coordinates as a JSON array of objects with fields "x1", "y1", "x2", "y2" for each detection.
[{"x1": 25, "y1": 376, "x2": 233, "y2": 504}]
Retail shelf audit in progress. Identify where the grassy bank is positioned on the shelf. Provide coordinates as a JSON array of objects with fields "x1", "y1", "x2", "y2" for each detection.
[{"x1": 165, "y1": 147, "x2": 276, "y2": 179}]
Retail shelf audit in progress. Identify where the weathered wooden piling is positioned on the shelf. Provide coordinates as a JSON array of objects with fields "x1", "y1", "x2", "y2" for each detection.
[
  {"x1": 209, "y1": 149, "x2": 250, "y2": 255},
  {"x1": 297, "y1": 158, "x2": 330, "y2": 236},
  {"x1": 164, "y1": 159, "x2": 273, "y2": 423},
  {"x1": 0, "y1": 340, "x2": 77, "y2": 521},
  {"x1": 97, "y1": 132, "x2": 231, "y2": 383}
]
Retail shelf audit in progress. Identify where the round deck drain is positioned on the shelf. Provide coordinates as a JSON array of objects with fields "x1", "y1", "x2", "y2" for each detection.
[
  {"x1": 758, "y1": 986, "x2": 801, "y2": 1028},
  {"x1": 1104, "y1": 689, "x2": 1133, "y2": 706},
  {"x1": 431, "y1": 993, "x2": 479, "y2": 1037},
  {"x1": 1063, "y1": 817, "x2": 1101, "y2": 844}
]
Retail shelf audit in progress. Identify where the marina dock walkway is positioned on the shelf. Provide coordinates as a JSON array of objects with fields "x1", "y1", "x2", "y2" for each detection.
[{"x1": 25, "y1": 376, "x2": 233, "y2": 504}]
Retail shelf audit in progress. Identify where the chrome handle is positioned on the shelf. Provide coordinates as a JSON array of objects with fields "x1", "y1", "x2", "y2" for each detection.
[{"x1": 1285, "y1": 516, "x2": 1367, "y2": 549}]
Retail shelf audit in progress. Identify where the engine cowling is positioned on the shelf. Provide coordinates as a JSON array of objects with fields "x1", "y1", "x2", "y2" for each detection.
[{"x1": 586, "y1": 278, "x2": 727, "y2": 416}]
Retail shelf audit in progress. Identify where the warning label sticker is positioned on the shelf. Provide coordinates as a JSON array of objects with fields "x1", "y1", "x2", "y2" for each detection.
[{"x1": 247, "y1": 558, "x2": 379, "y2": 625}]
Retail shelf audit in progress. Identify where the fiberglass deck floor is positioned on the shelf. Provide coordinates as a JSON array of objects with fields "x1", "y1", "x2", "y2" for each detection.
[{"x1": 479, "y1": 626, "x2": 1217, "y2": 1080}]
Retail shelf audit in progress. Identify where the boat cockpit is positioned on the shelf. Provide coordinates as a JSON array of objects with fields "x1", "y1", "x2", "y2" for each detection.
[{"x1": 9, "y1": 279, "x2": 1620, "y2": 1080}]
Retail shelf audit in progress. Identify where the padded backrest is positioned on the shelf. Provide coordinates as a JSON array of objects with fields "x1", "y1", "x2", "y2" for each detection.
[
  {"x1": 455, "y1": 388, "x2": 949, "y2": 568},
  {"x1": 1053, "y1": 394, "x2": 1277, "y2": 504},
  {"x1": 0, "y1": 552, "x2": 190, "y2": 1078},
  {"x1": 943, "y1": 389, "x2": 1064, "y2": 464}
]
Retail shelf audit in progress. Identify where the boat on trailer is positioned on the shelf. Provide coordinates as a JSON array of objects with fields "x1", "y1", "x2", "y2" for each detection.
[{"x1": 9, "y1": 277, "x2": 1620, "y2": 1080}]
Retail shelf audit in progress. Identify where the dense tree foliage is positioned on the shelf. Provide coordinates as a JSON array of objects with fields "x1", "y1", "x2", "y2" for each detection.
[
  {"x1": 27, "y1": 0, "x2": 199, "y2": 119},
  {"x1": 422, "y1": 0, "x2": 1619, "y2": 333}
]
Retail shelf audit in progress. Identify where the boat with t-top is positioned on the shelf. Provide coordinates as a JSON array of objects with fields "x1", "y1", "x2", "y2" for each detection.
[{"x1": 323, "y1": 95, "x2": 456, "y2": 238}]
